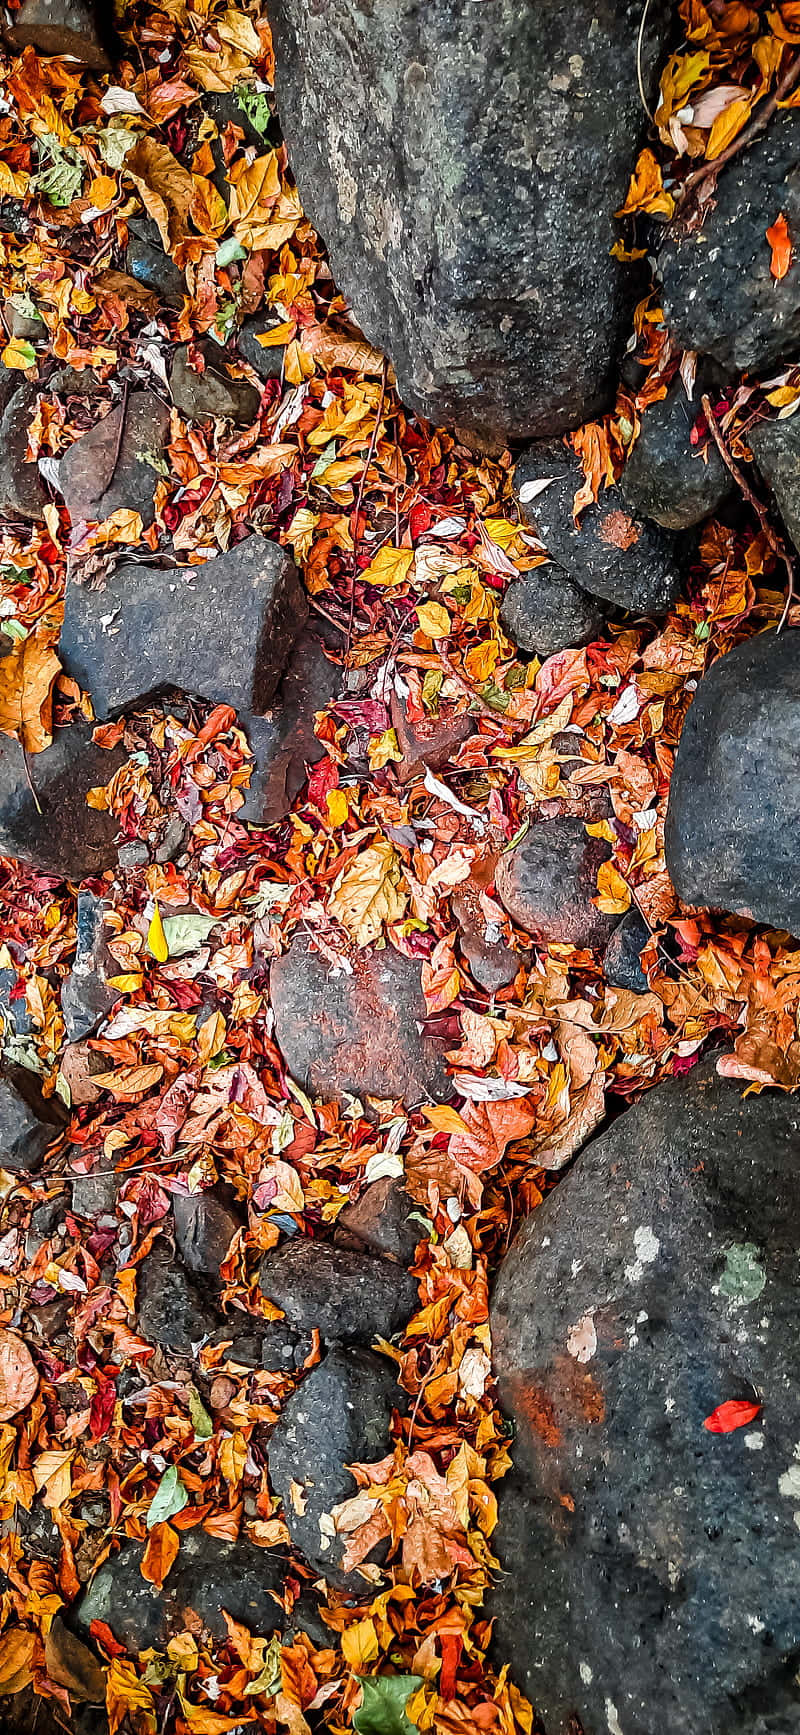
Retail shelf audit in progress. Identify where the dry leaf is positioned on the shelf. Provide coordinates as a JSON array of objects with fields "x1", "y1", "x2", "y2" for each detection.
[
  {"x1": 328, "y1": 837, "x2": 408, "y2": 946},
  {"x1": 123, "y1": 135, "x2": 195, "y2": 251},
  {"x1": 45, "y1": 1616, "x2": 106, "y2": 1702},
  {"x1": 140, "y1": 1520, "x2": 179, "y2": 1590},
  {"x1": 0, "y1": 637, "x2": 61, "y2": 752},
  {"x1": 0, "y1": 1329, "x2": 38, "y2": 1420},
  {"x1": 767, "y1": 211, "x2": 793, "y2": 282},
  {"x1": 0, "y1": 1627, "x2": 36, "y2": 1694}
]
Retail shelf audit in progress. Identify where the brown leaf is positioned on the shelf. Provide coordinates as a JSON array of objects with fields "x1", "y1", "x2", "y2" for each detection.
[
  {"x1": 531, "y1": 1070, "x2": 608, "y2": 1171},
  {"x1": 45, "y1": 1616, "x2": 106, "y2": 1703},
  {"x1": 123, "y1": 136, "x2": 195, "y2": 252},
  {"x1": 0, "y1": 1329, "x2": 38, "y2": 1421},
  {"x1": 0, "y1": 637, "x2": 61, "y2": 752}
]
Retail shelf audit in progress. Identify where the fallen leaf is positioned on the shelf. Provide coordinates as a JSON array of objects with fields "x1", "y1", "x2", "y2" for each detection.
[
  {"x1": 328, "y1": 837, "x2": 408, "y2": 946},
  {"x1": 767, "y1": 212, "x2": 793, "y2": 282},
  {"x1": 704, "y1": 1399, "x2": 761, "y2": 1434},
  {"x1": 0, "y1": 1627, "x2": 36, "y2": 1693},
  {"x1": 0, "y1": 637, "x2": 61, "y2": 752},
  {"x1": 0, "y1": 1329, "x2": 38, "y2": 1420},
  {"x1": 147, "y1": 902, "x2": 169, "y2": 962},
  {"x1": 123, "y1": 135, "x2": 195, "y2": 251},
  {"x1": 141, "y1": 1520, "x2": 179, "y2": 1589},
  {"x1": 361, "y1": 546, "x2": 415, "y2": 588}
]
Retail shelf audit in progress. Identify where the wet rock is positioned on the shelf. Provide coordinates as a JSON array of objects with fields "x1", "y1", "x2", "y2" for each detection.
[
  {"x1": 125, "y1": 216, "x2": 184, "y2": 304},
  {"x1": 0, "y1": 383, "x2": 46, "y2": 520},
  {"x1": 390, "y1": 692, "x2": 471, "y2": 782},
  {"x1": 0, "y1": 721, "x2": 124, "y2": 880},
  {"x1": 8, "y1": 0, "x2": 110, "y2": 66},
  {"x1": 47, "y1": 367, "x2": 107, "y2": 400},
  {"x1": 237, "y1": 629, "x2": 342, "y2": 825},
  {"x1": 259, "y1": 1239, "x2": 417, "y2": 1343},
  {"x1": 749, "y1": 413, "x2": 800, "y2": 556},
  {"x1": 500, "y1": 567, "x2": 603, "y2": 658},
  {"x1": 266, "y1": 0, "x2": 670, "y2": 443},
  {"x1": 0, "y1": 967, "x2": 33, "y2": 1039},
  {"x1": 490, "y1": 1062, "x2": 800, "y2": 1735},
  {"x1": 61, "y1": 891, "x2": 117, "y2": 1042},
  {"x1": 451, "y1": 873, "x2": 523, "y2": 993},
  {"x1": 267, "y1": 1345, "x2": 398, "y2": 1582},
  {"x1": 270, "y1": 933, "x2": 450, "y2": 1104},
  {"x1": 154, "y1": 814, "x2": 187, "y2": 863},
  {"x1": 6, "y1": 302, "x2": 45, "y2": 343},
  {"x1": 334, "y1": 1176, "x2": 421, "y2": 1266},
  {"x1": 208, "y1": 1314, "x2": 306, "y2": 1371},
  {"x1": 516, "y1": 444, "x2": 679, "y2": 614},
  {"x1": 76, "y1": 1532, "x2": 286, "y2": 1650},
  {"x1": 0, "y1": 365, "x2": 20, "y2": 420},
  {"x1": 137, "y1": 1241, "x2": 220, "y2": 1353},
  {"x1": 238, "y1": 318, "x2": 286, "y2": 383},
  {"x1": 0, "y1": 1066, "x2": 65, "y2": 1173},
  {"x1": 602, "y1": 908, "x2": 650, "y2": 994},
  {"x1": 665, "y1": 631, "x2": 800, "y2": 934},
  {"x1": 69, "y1": 1166, "x2": 117, "y2": 1218},
  {"x1": 620, "y1": 377, "x2": 732, "y2": 531},
  {"x1": 59, "y1": 534, "x2": 307, "y2": 718},
  {"x1": 495, "y1": 817, "x2": 617, "y2": 949},
  {"x1": 170, "y1": 342, "x2": 261, "y2": 425},
  {"x1": 57, "y1": 390, "x2": 170, "y2": 529},
  {"x1": 658, "y1": 112, "x2": 800, "y2": 378},
  {"x1": 173, "y1": 1189, "x2": 241, "y2": 1280}
]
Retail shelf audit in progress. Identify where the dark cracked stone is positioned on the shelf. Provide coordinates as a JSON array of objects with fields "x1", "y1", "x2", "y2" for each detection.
[
  {"x1": 0, "y1": 722, "x2": 124, "y2": 880},
  {"x1": 137, "y1": 1241, "x2": 220, "y2": 1353},
  {"x1": 270, "y1": 933, "x2": 450, "y2": 1104},
  {"x1": 58, "y1": 391, "x2": 170, "y2": 530},
  {"x1": 0, "y1": 383, "x2": 46, "y2": 521},
  {"x1": 259, "y1": 1239, "x2": 417, "y2": 1344},
  {"x1": 170, "y1": 342, "x2": 262, "y2": 425},
  {"x1": 750, "y1": 413, "x2": 800, "y2": 556},
  {"x1": 602, "y1": 907, "x2": 650, "y2": 995},
  {"x1": 61, "y1": 890, "x2": 117, "y2": 1042},
  {"x1": 59, "y1": 535, "x2": 307, "y2": 718},
  {"x1": 238, "y1": 318, "x2": 286, "y2": 383},
  {"x1": 620, "y1": 376, "x2": 732, "y2": 531},
  {"x1": 658, "y1": 112, "x2": 800, "y2": 379},
  {"x1": 500, "y1": 567, "x2": 603, "y2": 658},
  {"x1": 495, "y1": 817, "x2": 617, "y2": 949},
  {"x1": 76, "y1": 1531, "x2": 286, "y2": 1651},
  {"x1": 8, "y1": 0, "x2": 110, "y2": 66},
  {"x1": 173, "y1": 1188, "x2": 241, "y2": 1280},
  {"x1": 490, "y1": 1062, "x2": 800, "y2": 1735},
  {"x1": 267, "y1": 1345, "x2": 398, "y2": 1583},
  {"x1": 0, "y1": 1065, "x2": 66, "y2": 1173},
  {"x1": 334, "y1": 1176, "x2": 422, "y2": 1267},
  {"x1": 665, "y1": 630, "x2": 800, "y2": 934},
  {"x1": 516, "y1": 445, "x2": 679, "y2": 614},
  {"x1": 236, "y1": 627, "x2": 342, "y2": 825},
  {"x1": 266, "y1": 0, "x2": 671, "y2": 444}
]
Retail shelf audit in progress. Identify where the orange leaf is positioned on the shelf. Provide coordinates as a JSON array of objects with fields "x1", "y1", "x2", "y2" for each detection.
[
  {"x1": 140, "y1": 1521, "x2": 179, "y2": 1590},
  {"x1": 767, "y1": 212, "x2": 793, "y2": 281},
  {"x1": 0, "y1": 636, "x2": 61, "y2": 753},
  {"x1": 0, "y1": 1627, "x2": 36, "y2": 1693}
]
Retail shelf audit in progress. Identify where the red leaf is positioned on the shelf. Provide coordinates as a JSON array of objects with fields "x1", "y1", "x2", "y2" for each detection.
[
  {"x1": 306, "y1": 755, "x2": 339, "y2": 811},
  {"x1": 703, "y1": 1399, "x2": 761, "y2": 1434},
  {"x1": 766, "y1": 212, "x2": 792, "y2": 282}
]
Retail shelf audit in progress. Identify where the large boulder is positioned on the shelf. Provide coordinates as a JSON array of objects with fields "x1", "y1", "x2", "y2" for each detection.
[
  {"x1": 266, "y1": 0, "x2": 671, "y2": 442},
  {"x1": 620, "y1": 376, "x2": 732, "y2": 531},
  {"x1": 515, "y1": 444, "x2": 679, "y2": 613},
  {"x1": 0, "y1": 722, "x2": 124, "y2": 880},
  {"x1": 76, "y1": 1532, "x2": 286, "y2": 1651},
  {"x1": 749, "y1": 413, "x2": 800, "y2": 556},
  {"x1": 0, "y1": 384, "x2": 46, "y2": 521},
  {"x1": 665, "y1": 631, "x2": 800, "y2": 934},
  {"x1": 658, "y1": 113, "x2": 800, "y2": 376},
  {"x1": 490, "y1": 1063, "x2": 800, "y2": 1735}
]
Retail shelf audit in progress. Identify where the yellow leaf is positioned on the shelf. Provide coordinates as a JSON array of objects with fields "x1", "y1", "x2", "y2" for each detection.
[
  {"x1": 361, "y1": 546, "x2": 414, "y2": 588},
  {"x1": 367, "y1": 727, "x2": 402, "y2": 770},
  {"x1": 88, "y1": 173, "x2": 117, "y2": 211},
  {"x1": 326, "y1": 787, "x2": 349, "y2": 827},
  {"x1": 106, "y1": 972, "x2": 144, "y2": 993},
  {"x1": 0, "y1": 637, "x2": 61, "y2": 752},
  {"x1": 416, "y1": 599, "x2": 451, "y2": 637},
  {"x1": 254, "y1": 318, "x2": 295, "y2": 347},
  {"x1": 706, "y1": 95, "x2": 753, "y2": 161},
  {"x1": 616, "y1": 148, "x2": 674, "y2": 218},
  {"x1": 147, "y1": 902, "x2": 169, "y2": 962},
  {"x1": 179, "y1": 1703, "x2": 257, "y2": 1732},
  {"x1": 1, "y1": 337, "x2": 36, "y2": 370},
  {"x1": 0, "y1": 1627, "x2": 36, "y2": 1694},
  {"x1": 341, "y1": 1617, "x2": 379, "y2": 1672},
  {"x1": 420, "y1": 1103, "x2": 472, "y2": 1138},
  {"x1": 106, "y1": 1657, "x2": 156, "y2": 1735},
  {"x1": 32, "y1": 1447, "x2": 73, "y2": 1509},
  {"x1": 328, "y1": 836, "x2": 408, "y2": 946},
  {"x1": 595, "y1": 861, "x2": 632, "y2": 916}
]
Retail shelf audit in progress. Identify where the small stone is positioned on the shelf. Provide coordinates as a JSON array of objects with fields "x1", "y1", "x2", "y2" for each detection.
[
  {"x1": 117, "y1": 840, "x2": 149, "y2": 869},
  {"x1": 620, "y1": 376, "x2": 732, "y2": 531},
  {"x1": 267, "y1": 1345, "x2": 398, "y2": 1583},
  {"x1": 665, "y1": 630, "x2": 800, "y2": 934},
  {"x1": 500, "y1": 567, "x2": 603, "y2": 657},
  {"x1": 270, "y1": 933, "x2": 450, "y2": 1104},
  {"x1": 125, "y1": 216, "x2": 185, "y2": 304},
  {"x1": 515, "y1": 444, "x2": 679, "y2": 614},
  {"x1": 173, "y1": 1189, "x2": 241, "y2": 1280},
  {"x1": 137, "y1": 1241, "x2": 220, "y2": 1353},
  {"x1": 496, "y1": 816, "x2": 617, "y2": 949},
  {"x1": 452, "y1": 875, "x2": 523, "y2": 992},
  {"x1": 238, "y1": 318, "x2": 286, "y2": 382},
  {"x1": 0, "y1": 722, "x2": 124, "y2": 880},
  {"x1": 59, "y1": 534, "x2": 307, "y2": 719},
  {"x1": 154, "y1": 814, "x2": 187, "y2": 863},
  {"x1": 47, "y1": 367, "x2": 107, "y2": 400},
  {"x1": 0, "y1": 1066, "x2": 66, "y2": 1173},
  {"x1": 237, "y1": 629, "x2": 342, "y2": 825},
  {"x1": 334, "y1": 1176, "x2": 421, "y2": 1266},
  {"x1": 69, "y1": 1166, "x2": 117, "y2": 1218},
  {"x1": 7, "y1": 303, "x2": 45, "y2": 343},
  {"x1": 0, "y1": 384, "x2": 46, "y2": 521},
  {"x1": 389, "y1": 691, "x2": 471, "y2": 782},
  {"x1": 76, "y1": 1533, "x2": 286, "y2": 1650},
  {"x1": 58, "y1": 390, "x2": 170, "y2": 529},
  {"x1": 61, "y1": 890, "x2": 117, "y2": 1042},
  {"x1": 750, "y1": 413, "x2": 800, "y2": 555},
  {"x1": 8, "y1": 0, "x2": 110, "y2": 66},
  {"x1": 258, "y1": 1239, "x2": 417, "y2": 1343},
  {"x1": 170, "y1": 342, "x2": 261, "y2": 425},
  {"x1": 602, "y1": 907, "x2": 650, "y2": 993}
]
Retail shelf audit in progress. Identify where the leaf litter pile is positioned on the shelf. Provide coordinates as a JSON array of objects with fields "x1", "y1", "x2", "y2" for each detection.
[{"x1": 0, "y1": 2, "x2": 799, "y2": 1731}]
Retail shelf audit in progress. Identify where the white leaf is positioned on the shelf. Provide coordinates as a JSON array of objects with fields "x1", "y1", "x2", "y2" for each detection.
[
  {"x1": 452, "y1": 1072, "x2": 532, "y2": 1101},
  {"x1": 608, "y1": 684, "x2": 641, "y2": 726},
  {"x1": 364, "y1": 1150, "x2": 404, "y2": 1183},
  {"x1": 100, "y1": 86, "x2": 147, "y2": 115},
  {"x1": 518, "y1": 476, "x2": 558, "y2": 505}
]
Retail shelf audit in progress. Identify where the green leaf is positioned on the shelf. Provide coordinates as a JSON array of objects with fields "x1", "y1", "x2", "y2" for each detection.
[
  {"x1": 188, "y1": 1389, "x2": 213, "y2": 1440},
  {"x1": 160, "y1": 912, "x2": 219, "y2": 958},
  {"x1": 146, "y1": 1464, "x2": 188, "y2": 1530},
  {"x1": 311, "y1": 440, "x2": 338, "y2": 481},
  {"x1": 234, "y1": 82, "x2": 273, "y2": 138},
  {"x1": 354, "y1": 1676, "x2": 423, "y2": 1735},
  {"x1": 215, "y1": 237, "x2": 248, "y2": 268},
  {"x1": 33, "y1": 134, "x2": 83, "y2": 208}
]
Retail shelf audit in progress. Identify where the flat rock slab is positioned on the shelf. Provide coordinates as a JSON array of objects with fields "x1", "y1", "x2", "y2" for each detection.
[
  {"x1": 750, "y1": 414, "x2": 800, "y2": 556},
  {"x1": 9, "y1": 0, "x2": 110, "y2": 65},
  {"x1": 0, "y1": 1067, "x2": 66, "y2": 1173},
  {"x1": 267, "y1": 1344, "x2": 398, "y2": 1583},
  {"x1": 58, "y1": 391, "x2": 169, "y2": 529},
  {"x1": 516, "y1": 445, "x2": 679, "y2": 614},
  {"x1": 490, "y1": 1062, "x2": 800, "y2": 1734},
  {"x1": 665, "y1": 630, "x2": 800, "y2": 934},
  {"x1": 237, "y1": 628, "x2": 342, "y2": 825},
  {"x1": 0, "y1": 384, "x2": 46, "y2": 521},
  {"x1": 267, "y1": 0, "x2": 671, "y2": 442},
  {"x1": 59, "y1": 534, "x2": 307, "y2": 718},
  {"x1": 270, "y1": 933, "x2": 450, "y2": 1104},
  {"x1": 76, "y1": 1533, "x2": 286, "y2": 1651},
  {"x1": 496, "y1": 817, "x2": 617, "y2": 949},
  {"x1": 500, "y1": 568, "x2": 602, "y2": 659},
  {"x1": 259, "y1": 1239, "x2": 417, "y2": 1343},
  {"x1": 620, "y1": 376, "x2": 731, "y2": 531},
  {"x1": 658, "y1": 113, "x2": 800, "y2": 377},
  {"x1": 0, "y1": 722, "x2": 124, "y2": 881}
]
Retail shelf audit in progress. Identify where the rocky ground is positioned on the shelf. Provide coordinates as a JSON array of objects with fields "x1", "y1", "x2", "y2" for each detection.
[{"x1": 0, "y1": 3, "x2": 799, "y2": 1735}]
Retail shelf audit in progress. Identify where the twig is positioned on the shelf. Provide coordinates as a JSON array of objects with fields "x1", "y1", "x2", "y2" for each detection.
[
  {"x1": 636, "y1": 0, "x2": 655, "y2": 123},
  {"x1": 346, "y1": 360, "x2": 388, "y2": 654},
  {"x1": 701, "y1": 394, "x2": 798, "y2": 630},
  {"x1": 674, "y1": 50, "x2": 800, "y2": 217},
  {"x1": 111, "y1": 379, "x2": 130, "y2": 479},
  {"x1": 21, "y1": 745, "x2": 43, "y2": 815}
]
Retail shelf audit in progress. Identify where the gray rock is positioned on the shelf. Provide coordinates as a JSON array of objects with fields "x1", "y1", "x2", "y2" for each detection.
[
  {"x1": 170, "y1": 342, "x2": 261, "y2": 425},
  {"x1": 69, "y1": 1166, "x2": 117, "y2": 1218},
  {"x1": 9, "y1": 0, "x2": 109, "y2": 65},
  {"x1": 0, "y1": 383, "x2": 46, "y2": 521},
  {"x1": 117, "y1": 840, "x2": 149, "y2": 870},
  {"x1": 258, "y1": 1239, "x2": 417, "y2": 1343},
  {"x1": 750, "y1": 413, "x2": 800, "y2": 555},
  {"x1": 125, "y1": 217, "x2": 184, "y2": 305},
  {"x1": 500, "y1": 567, "x2": 603, "y2": 658},
  {"x1": 665, "y1": 631, "x2": 800, "y2": 934},
  {"x1": 270, "y1": 933, "x2": 450, "y2": 1104},
  {"x1": 496, "y1": 817, "x2": 617, "y2": 949},
  {"x1": 173, "y1": 1190, "x2": 241, "y2": 1280},
  {"x1": 0, "y1": 967, "x2": 33, "y2": 1038},
  {"x1": 451, "y1": 876, "x2": 523, "y2": 993},
  {"x1": 334, "y1": 1177, "x2": 421, "y2": 1266},
  {"x1": 237, "y1": 628, "x2": 342, "y2": 825},
  {"x1": 266, "y1": 0, "x2": 670, "y2": 443},
  {"x1": 0, "y1": 722, "x2": 124, "y2": 880},
  {"x1": 390, "y1": 691, "x2": 471, "y2": 782},
  {"x1": 59, "y1": 535, "x2": 307, "y2": 719},
  {"x1": 516, "y1": 445, "x2": 679, "y2": 614},
  {"x1": 602, "y1": 908, "x2": 650, "y2": 994},
  {"x1": 238, "y1": 318, "x2": 286, "y2": 383},
  {"x1": 137, "y1": 1241, "x2": 220, "y2": 1353},
  {"x1": 620, "y1": 378, "x2": 732, "y2": 531},
  {"x1": 57, "y1": 391, "x2": 169, "y2": 529},
  {"x1": 154, "y1": 814, "x2": 187, "y2": 863},
  {"x1": 7, "y1": 303, "x2": 45, "y2": 343},
  {"x1": 76, "y1": 1533, "x2": 286, "y2": 1651},
  {"x1": 658, "y1": 112, "x2": 800, "y2": 378},
  {"x1": 61, "y1": 890, "x2": 117, "y2": 1041},
  {"x1": 267, "y1": 1345, "x2": 397, "y2": 1584},
  {"x1": 490, "y1": 1062, "x2": 800, "y2": 1735},
  {"x1": 0, "y1": 1066, "x2": 66, "y2": 1173},
  {"x1": 47, "y1": 367, "x2": 107, "y2": 400}
]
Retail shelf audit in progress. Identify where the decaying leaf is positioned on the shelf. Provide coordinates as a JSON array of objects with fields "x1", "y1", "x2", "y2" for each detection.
[
  {"x1": 328, "y1": 837, "x2": 408, "y2": 946},
  {"x1": 0, "y1": 1329, "x2": 38, "y2": 1420},
  {"x1": 0, "y1": 637, "x2": 61, "y2": 752}
]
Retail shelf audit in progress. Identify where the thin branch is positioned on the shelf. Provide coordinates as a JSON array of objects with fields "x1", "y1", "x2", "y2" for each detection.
[
  {"x1": 636, "y1": 0, "x2": 655, "y2": 124},
  {"x1": 674, "y1": 50, "x2": 800, "y2": 217},
  {"x1": 701, "y1": 394, "x2": 798, "y2": 630},
  {"x1": 346, "y1": 359, "x2": 388, "y2": 654}
]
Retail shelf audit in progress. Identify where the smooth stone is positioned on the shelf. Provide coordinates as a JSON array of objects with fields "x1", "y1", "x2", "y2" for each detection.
[
  {"x1": 170, "y1": 342, "x2": 261, "y2": 425},
  {"x1": 602, "y1": 908, "x2": 650, "y2": 994},
  {"x1": 500, "y1": 567, "x2": 603, "y2": 657},
  {"x1": 620, "y1": 377, "x2": 732, "y2": 531},
  {"x1": 0, "y1": 1066, "x2": 66, "y2": 1173},
  {"x1": 58, "y1": 391, "x2": 170, "y2": 529},
  {"x1": 258, "y1": 1239, "x2": 417, "y2": 1344},
  {"x1": 495, "y1": 817, "x2": 617, "y2": 949},
  {"x1": 516, "y1": 444, "x2": 679, "y2": 614},
  {"x1": 451, "y1": 875, "x2": 523, "y2": 993},
  {"x1": 0, "y1": 722, "x2": 124, "y2": 880},
  {"x1": 69, "y1": 1166, "x2": 118, "y2": 1218},
  {"x1": 237, "y1": 318, "x2": 286, "y2": 383}
]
